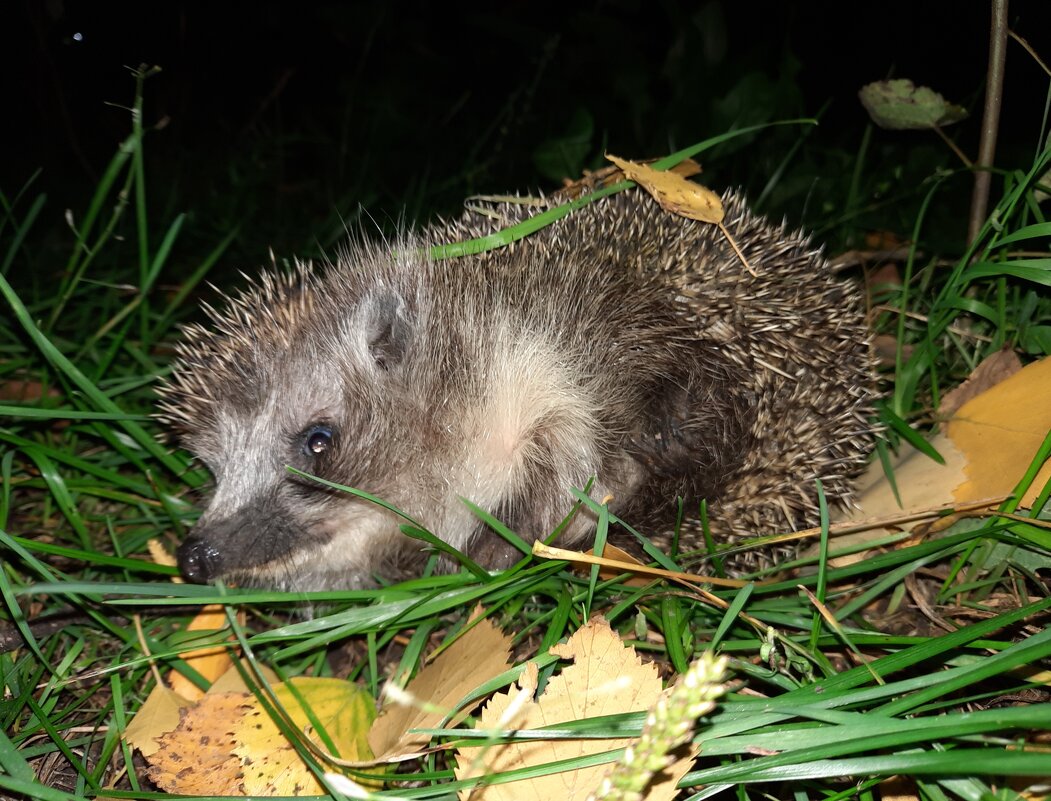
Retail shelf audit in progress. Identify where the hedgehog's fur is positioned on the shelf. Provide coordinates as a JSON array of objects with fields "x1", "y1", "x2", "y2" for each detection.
[{"x1": 158, "y1": 187, "x2": 876, "y2": 590}]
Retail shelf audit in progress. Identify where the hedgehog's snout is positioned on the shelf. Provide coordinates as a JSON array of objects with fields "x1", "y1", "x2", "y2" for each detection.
[{"x1": 177, "y1": 536, "x2": 224, "y2": 583}]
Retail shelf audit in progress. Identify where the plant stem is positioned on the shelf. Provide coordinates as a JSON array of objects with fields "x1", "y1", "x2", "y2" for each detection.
[{"x1": 968, "y1": 0, "x2": 1009, "y2": 244}]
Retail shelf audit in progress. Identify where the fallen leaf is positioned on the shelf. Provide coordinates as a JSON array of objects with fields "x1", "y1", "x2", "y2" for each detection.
[
  {"x1": 209, "y1": 662, "x2": 281, "y2": 695},
  {"x1": 147, "y1": 692, "x2": 248, "y2": 795},
  {"x1": 866, "y1": 261, "x2": 903, "y2": 292},
  {"x1": 854, "y1": 434, "x2": 969, "y2": 517},
  {"x1": 872, "y1": 334, "x2": 912, "y2": 368},
  {"x1": 147, "y1": 539, "x2": 177, "y2": 569},
  {"x1": 144, "y1": 677, "x2": 378, "y2": 796},
  {"x1": 579, "y1": 543, "x2": 651, "y2": 586},
  {"x1": 878, "y1": 775, "x2": 919, "y2": 801},
  {"x1": 0, "y1": 379, "x2": 60, "y2": 402},
  {"x1": 454, "y1": 617, "x2": 694, "y2": 801},
  {"x1": 606, "y1": 154, "x2": 724, "y2": 223},
  {"x1": 135, "y1": 548, "x2": 375, "y2": 795},
  {"x1": 123, "y1": 683, "x2": 194, "y2": 757},
  {"x1": 236, "y1": 678, "x2": 379, "y2": 796},
  {"x1": 948, "y1": 355, "x2": 1051, "y2": 505},
  {"x1": 143, "y1": 539, "x2": 241, "y2": 700},
  {"x1": 938, "y1": 349, "x2": 1023, "y2": 417},
  {"x1": 864, "y1": 230, "x2": 908, "y2": 250},
  {"x1": 368, "y1": 615, "x2": 513, "y2": 760},
  {"x1": 588, "y1": 650, "x2": 727, "y2": 801},
  {"x1": 168, "y1": 605, "x2": 237, "y2": 701},
  {"x1": 126, "y1": 661, "x2": 279, "y2": 762},
  {"x1": 557, "y1": 158, "x2": 702, "y2": 199},
  {"x1": 828, "y1": 356, "x2": 1051, "y2": 563}
]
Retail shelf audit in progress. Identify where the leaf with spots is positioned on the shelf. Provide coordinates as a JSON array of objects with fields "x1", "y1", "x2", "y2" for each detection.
[
  {"x1": 142, "y1": 677, "x2": 377, "y2": 796},
  {"x1": 147, "y1": 692, "x2": 248, "y2": 795},
  {"x1": 124, "y1": 683, "x2": 195, "y2": 758},
  {"x1": 235, "y1": 677, "x2": 380, "y2": 796}
]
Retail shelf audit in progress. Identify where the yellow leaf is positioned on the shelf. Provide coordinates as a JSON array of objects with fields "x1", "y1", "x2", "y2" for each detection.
[
  {"x1": 147, "y1": 538, "x2": 177, "y2": 568},
  {"x1": 126, "y1": 660, "x2": 276, "y2": 762},
  {"x1": 947, "y1": 355, "x2": 1051, "y2": 506},
  {"x1": 454, "y1": 617, "x2": 694, "y2": 801},
  {"x1": 147, "y1": 539, "x2": 242, "y2": 700},
  {"x1": 556, "y1": 157, "x2": 701, "y2": 199},
  {"x1": 208, "y1": 662, "x2": 281, "y2": 695},
  {"x1": 606, "y1": 154, "x2": 724, "y2": 223},
  {"x1": 123, "y1": 683, "x2": 194, "y2": 757},
  {"x1": 236, "y1": 677, "x2": 379, "y2": 796},
  {"x1": 878, "y1": 775, "x2": 919, "y2": 801},
  {"x1": 168, "y1": 605, "x2": 237, "y2": 701},
  {"x1": 828, "y1": 355, "x2": 1051, "y2": 564},
  {"x1": 141, "y1": 678, "x2": 377, "y2": 796},
  {"x1": 368, "y1": 615, "x2": 513, "y2": 760}
]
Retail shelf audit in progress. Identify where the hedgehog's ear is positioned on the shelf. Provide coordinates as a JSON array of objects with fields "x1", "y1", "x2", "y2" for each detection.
[{"x1": 361, "y1": 287, "x2": 414, "y2": 369}]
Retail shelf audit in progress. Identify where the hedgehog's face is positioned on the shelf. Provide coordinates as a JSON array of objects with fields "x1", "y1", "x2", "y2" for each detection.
[{"x1": 171, "y1": 283, "x2": 431, "y2": 590}]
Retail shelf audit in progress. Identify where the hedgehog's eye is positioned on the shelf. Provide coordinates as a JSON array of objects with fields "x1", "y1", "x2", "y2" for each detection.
[{"x1": 303, "y1": 425, "x2": 334, "y2": 456}]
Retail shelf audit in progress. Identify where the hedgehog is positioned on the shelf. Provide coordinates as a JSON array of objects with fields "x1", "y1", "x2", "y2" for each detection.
[{"x1": 157, "y1": 186, "x2": 876, "y2": 590}]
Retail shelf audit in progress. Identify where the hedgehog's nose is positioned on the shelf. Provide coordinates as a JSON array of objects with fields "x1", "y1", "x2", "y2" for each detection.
[{"x1": 177, "y1": 537, "x2": 224, "y2": 583}]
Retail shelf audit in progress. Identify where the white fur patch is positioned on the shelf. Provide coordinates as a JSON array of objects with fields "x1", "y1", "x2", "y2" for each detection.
[{"x1": 439, "y1": 329, "x2": 605, "y2": 549}]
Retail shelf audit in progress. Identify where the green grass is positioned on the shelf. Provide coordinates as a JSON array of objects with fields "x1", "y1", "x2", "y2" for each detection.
[{"x1": 3, "y1": 70, "x2": 1051, "y2": 801}]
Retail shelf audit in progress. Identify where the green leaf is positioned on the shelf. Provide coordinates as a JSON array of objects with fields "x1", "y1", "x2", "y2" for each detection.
[
  {"x1": 964, "y1": 259, "x2": 1051, "y2": 286},
  {"x1": 859, "y1": 79, "x2": 968, "y2": 130}
]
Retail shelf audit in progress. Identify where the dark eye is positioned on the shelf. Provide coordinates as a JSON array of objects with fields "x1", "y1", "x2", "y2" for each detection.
[{"x1": 303, "y1": 425, "x2": 333, "y2": 456}]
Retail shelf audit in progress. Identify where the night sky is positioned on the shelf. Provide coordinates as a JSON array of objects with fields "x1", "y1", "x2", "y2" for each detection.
[{"x1": 5, "y1": 1, "x2": 1050, "y2": 260}]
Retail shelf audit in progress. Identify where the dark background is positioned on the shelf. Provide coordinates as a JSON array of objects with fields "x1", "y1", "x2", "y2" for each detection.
[{"x1": 5, "y1": 1, "x2": 1051, "y2": 266}]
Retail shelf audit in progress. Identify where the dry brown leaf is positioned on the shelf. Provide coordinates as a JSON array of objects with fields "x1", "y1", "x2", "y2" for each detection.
[
  {"x1": 454, "y1": 617, "x2": 693, "y2": 801},
  {"x1": 938, "y1": 348, "x2": 1023, "y2": 417},
  {"x1": 871, "y1": 334, "x2": 913, "y2": 368},
  {"x1": 123, "y1": 683, "x2": 194, "y2": 758},
  {"x1": 606, "y1": 154, "x2": 724, "y2": 223},
  {"x1": 126, "y1": 662, "x2": 278, "y2": 759},
  {"x1": 368, "y1": 615, "x2": 513, "y2": 760},
  {"x1": 878, "y1": 775, "x2": 919, "y2": 801},
  {"x1": 0, "y1": 379, "x2": 60, "y2": 402},
  {"x1": 148, "y1": 692, "x2": 248, "y2": 795},
  {"x1": 236, "y1": 678, "x2": 379, "y2": 796},
  {"x1": 556, "y1": 158, "x2": 701, "y2": 199},
  {"x1": 868, "y1": 261, "x2": 903, "y2": 286},
  {"x1": 137, "y1": 542, "x2": 375, "y2": 795},
  {"x1": 580, "y1": 543, "x2": 651, "y2": 586}
]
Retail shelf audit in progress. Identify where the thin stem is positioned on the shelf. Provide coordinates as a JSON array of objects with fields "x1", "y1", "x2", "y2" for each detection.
[
  {"x1": 967, "y1": 0, "x2": 1009, "y2": 244},
  {"x1": 931, "y1": 125, "x2": 972, "y2": 168}
]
